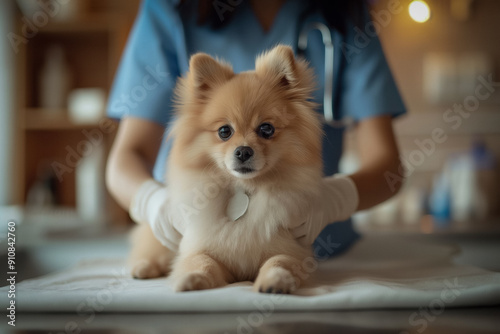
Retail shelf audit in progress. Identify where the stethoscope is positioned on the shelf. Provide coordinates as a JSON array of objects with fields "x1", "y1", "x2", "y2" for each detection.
[{"x1": 297, "y1": 22, "x2": 354, "y2": 129}]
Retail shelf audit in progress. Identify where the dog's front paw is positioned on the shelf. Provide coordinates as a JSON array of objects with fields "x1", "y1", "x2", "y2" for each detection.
[
  {"x1": 173, "y1": 272, "x2": 214, "y2": 292},
  {"x1": 131, "y1": 260, "x2": 163, "y2": 279},
  {"x1": 254, "y1": 267, "x2": 297, "y2": 294}
]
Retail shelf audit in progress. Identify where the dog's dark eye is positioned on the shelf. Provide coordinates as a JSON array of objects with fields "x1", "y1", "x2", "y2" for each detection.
[
  {"x1": 257, "y1": 123, "x2": 275, "y2": 139},
  {"x1": 218, "y1": 125, "x2": 233, "y2": 140}
]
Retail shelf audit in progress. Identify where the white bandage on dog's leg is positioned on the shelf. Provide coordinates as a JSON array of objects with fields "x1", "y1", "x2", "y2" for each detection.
[
  {"x1": 321, "y1": 174, "x2": 359, "y2": 223},
  {"x1": 294, "y1": 174, "x2": 359, "y2": 246},
  {"x1": 130, "y1": 179, "x2": 166, "y2": 224},
  {"x1": 130, "y1": 179, "x2": 181, "y2": 251}
]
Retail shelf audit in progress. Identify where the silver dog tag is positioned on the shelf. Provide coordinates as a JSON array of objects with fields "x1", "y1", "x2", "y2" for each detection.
[{"x1": 226, "y1": 188, "x2": 249, "y2": 221}]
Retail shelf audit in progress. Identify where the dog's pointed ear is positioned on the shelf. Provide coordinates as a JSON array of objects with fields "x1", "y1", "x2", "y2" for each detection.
[
  {"x1": 189, "y1": 53, "x2": 234, "y2": 100},
  {"x1": 255, "y1": 45, "x2": 297, "y2": 88}
]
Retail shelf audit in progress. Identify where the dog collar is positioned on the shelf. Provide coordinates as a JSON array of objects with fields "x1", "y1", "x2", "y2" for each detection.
[{"x1": 226, "y1": 187, "x2": 249, "y2": 221}]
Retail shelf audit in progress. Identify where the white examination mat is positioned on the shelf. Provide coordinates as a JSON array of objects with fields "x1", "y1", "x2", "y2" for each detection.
[{"x1": 2, "y1": 236, "x2": 500, "y2": 312}]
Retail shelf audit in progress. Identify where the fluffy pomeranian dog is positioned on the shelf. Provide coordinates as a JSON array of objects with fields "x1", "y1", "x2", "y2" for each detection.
[{"x1": 129, "y1": 45, "x2": 323, "y2": 294}]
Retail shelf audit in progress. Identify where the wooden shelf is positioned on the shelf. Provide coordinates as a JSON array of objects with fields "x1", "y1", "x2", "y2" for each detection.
[
  {"x1": 23, "y1": 109, "x2": 101, "y2": 130},
  {"x1": 14, "y1": 1, "x2": 138, "y2": 225},
  {"x1": 37, "y1": 15, "x2": 121, "y2": 34}
]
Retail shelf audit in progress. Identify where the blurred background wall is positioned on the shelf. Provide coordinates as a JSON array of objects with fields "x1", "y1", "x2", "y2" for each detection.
[{"x1": 345, "y1": 0, "x2": 500, "y2": 232}]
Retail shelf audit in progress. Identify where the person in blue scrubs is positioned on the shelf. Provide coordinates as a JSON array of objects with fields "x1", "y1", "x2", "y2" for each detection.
[{"x1": 106, "y1": 0, "x2": 406, "y2": 258}]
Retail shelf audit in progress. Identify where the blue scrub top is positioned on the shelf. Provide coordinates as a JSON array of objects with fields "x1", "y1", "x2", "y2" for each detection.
[{"x1": 108, "y1": 0, "x2": 406, "y2": 258}]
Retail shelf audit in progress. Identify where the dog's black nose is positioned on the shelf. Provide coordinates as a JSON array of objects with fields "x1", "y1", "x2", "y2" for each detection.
[{"x1": 234, "y1": 146, "x2": 254, "y2": 163}]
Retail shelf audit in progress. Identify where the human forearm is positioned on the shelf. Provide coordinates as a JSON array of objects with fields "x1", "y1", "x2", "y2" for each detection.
[
  {"x1": 105, "y1": 117, "x2": 165, "y2": 210},
  {"x1": 106, "y1": 147, "x2": 154, "y2": 210},
  {"x1": 349, "y1": 157, "x2": 402, "y2": 211},
  {"x1": 349, "y1": 115, "x2": 403, "y2": 211}
]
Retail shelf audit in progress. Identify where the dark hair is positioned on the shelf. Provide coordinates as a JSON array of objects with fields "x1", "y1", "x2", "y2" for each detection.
[{"x1": 179, "y1": 0, "x2": 366, "y2": 35}]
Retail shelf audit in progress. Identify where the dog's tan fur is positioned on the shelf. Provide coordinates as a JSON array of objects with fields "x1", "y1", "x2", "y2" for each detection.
[{"x1": 129, "y1": 45, "x2": 323, "y2": 294}]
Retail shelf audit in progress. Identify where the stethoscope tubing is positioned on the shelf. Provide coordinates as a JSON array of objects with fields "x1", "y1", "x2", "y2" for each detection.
[{"x1": 298, "y1": 22, "x2": 354, "y2": 129}]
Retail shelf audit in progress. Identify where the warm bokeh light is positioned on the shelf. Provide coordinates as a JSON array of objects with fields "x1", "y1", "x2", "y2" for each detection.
[{"x1": 409, "y1": 0, "x2": 431, "y2": 23}]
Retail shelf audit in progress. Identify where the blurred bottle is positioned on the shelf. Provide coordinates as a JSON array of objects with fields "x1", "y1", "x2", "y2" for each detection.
[
  {"x1": 401, "y1": 186, "x2": 427, "y2": 225},
  {"x1": 39, "y1": 45, "x2": 72, "y2": 111},
  {"x1": 26, "y1": 163, "x2": 58, "y2": 209},
  {"x1": 429, "y1": 169, "x2": 452, "y2": 227},
  {"x1": 448, "y1": 139, "x2": 497, "y2": 224},
  {"x1": 49, "y1": 0, "x2": 82, "y2": 22},
  {"x1": 471, "y1": 140, "x2": 497, "y2": 218},
  {"x1": 76, "y1": 144, "x2": 106, "y2": 224}
]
